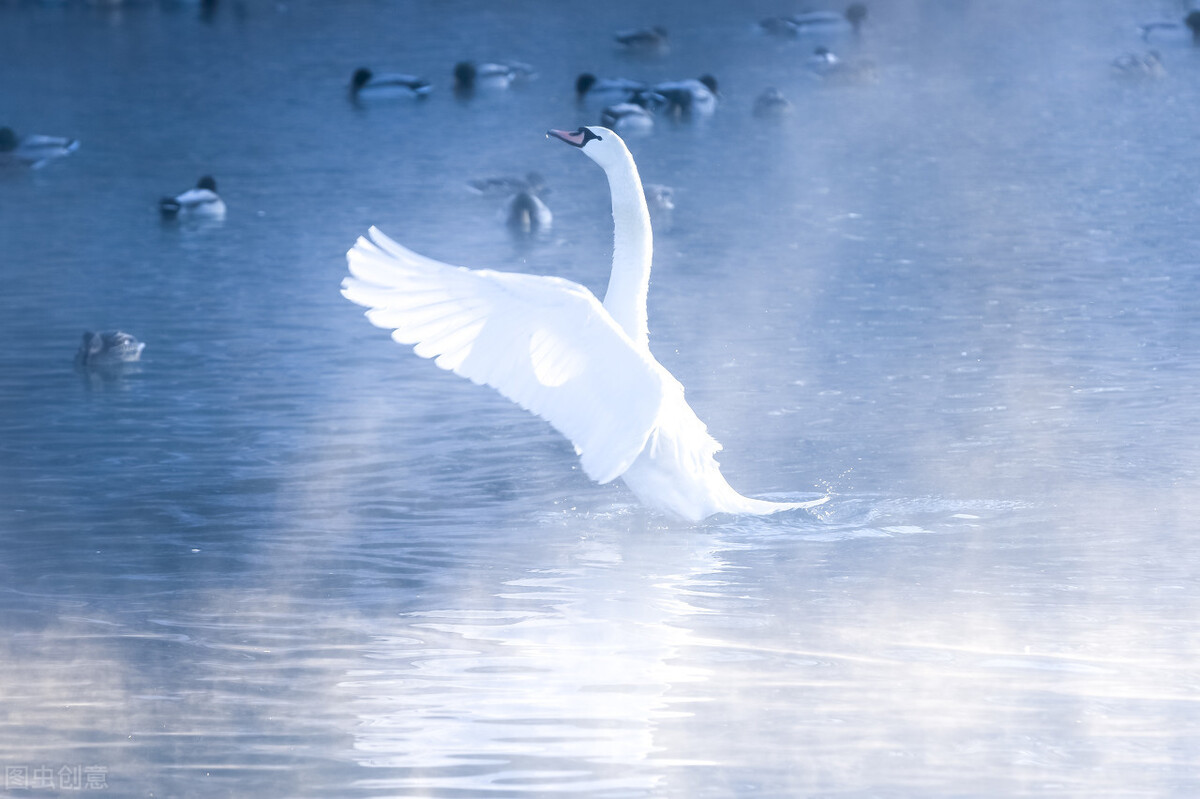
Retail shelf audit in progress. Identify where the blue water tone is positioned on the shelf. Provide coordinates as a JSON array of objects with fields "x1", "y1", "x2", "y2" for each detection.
[{"x1": 2, "y1": 0, "x2": 1199, "y2": 796}]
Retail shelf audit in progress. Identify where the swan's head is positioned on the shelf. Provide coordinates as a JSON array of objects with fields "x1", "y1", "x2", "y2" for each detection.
[{"x1": 547, "y1": 126, "x2": 629, "y2": 170}]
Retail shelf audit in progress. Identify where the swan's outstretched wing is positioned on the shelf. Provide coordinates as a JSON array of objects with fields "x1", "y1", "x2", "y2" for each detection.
[{"x1": 342, "y1": 226, "x2": 663, "y2": 484}]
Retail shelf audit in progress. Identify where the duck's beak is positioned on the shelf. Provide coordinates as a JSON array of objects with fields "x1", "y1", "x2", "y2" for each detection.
[{"x1": 547, "y1": 128, "x2": 587, "y2": 147}]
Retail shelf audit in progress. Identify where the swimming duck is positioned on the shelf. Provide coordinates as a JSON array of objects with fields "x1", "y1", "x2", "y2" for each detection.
[
  {"x1": 753, "y1": 87, "x2": 793, "y2": 120},
  {"x1": 0, "y1": 127, "x2": 79, "y2": 169},
  {"x1": 159, "y1": 176, "x2": 226, "y2": 219},
  {"x1": 1140, "y1": 11, "x2": 1200, "y2": 44},
  {"x1": 1112, "y1": 51, "x2": 1166, "y2": 81},
  {"x1": 504, "y1": 191, "x2": 553, "y2": 236},
  {"x1": 575, "y1": 73, "x2": 665, "y2": 109},
  {"x1": 760, "y1": 16, "x2": 800, "y2": 37},
  {"x1": 643, "y1": 182, "x2": 675, "y2": 231},
  {"x1": 467, "y1": 171, "x2": 547, "y2": 198},
  {"x1": 651, "y1": 75, "x2": 719, "y2": 118},
  {"x1": 75, "y1": 331, "x2": 145, "y2": 367},
  {"x1": 466, "y1": 172, "x2": 552, "y2": 235},
  {"x1": 807, "y1": 48, "x2": 879, "y2": 84},
  {"x1": 600, "y1": 102, "x2": 656, "y2": 134},
  {"x1": 453, "y1": 61, "x2": 536, "y2": 95},
  {"x1": 349, "y1": 68, "x2": 431, "y2": 101},
  {"x1": 614, "y1": 25, "x2": 670, "y2": 55},
  {"x1": 806, "y1": 46, "x2": 841, "y2": 75},
  {"x1": 761, "y1": 4, "x2": 867, "y2": 38}
]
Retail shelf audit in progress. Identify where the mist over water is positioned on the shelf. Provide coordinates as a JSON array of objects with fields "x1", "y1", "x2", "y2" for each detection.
[{"x1": 2, "y1": 0, "x2": 1199, "y2": 795}]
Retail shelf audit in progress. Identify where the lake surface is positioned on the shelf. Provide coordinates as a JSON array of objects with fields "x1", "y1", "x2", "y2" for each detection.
[{"x1": 2, "y1": 0, "x2": 1199, "y2": 796}]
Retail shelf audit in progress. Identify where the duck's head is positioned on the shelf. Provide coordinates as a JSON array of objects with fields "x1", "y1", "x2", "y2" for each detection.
[
  {"x1": 454, "y1": 61, "x2": 477, "y2": 89},
  {"x1": 0, "y1": 127, "x2": 16, "y2": 152},
  {"x1": 1188, "y1": 10, "x2": 1200, "y2": 40},
  {"x1": 575, "y1": 73, "x2": 598, "y2": 97},
  {"x1": 699, "y1": 74, "x2": 720, "y2": 95},
  {"x1": 846, "y1": 3, "x2": 867, "y2": 30},
  {"x1": 351, "y1": 67, "x2": 373, "y2": 91},
  {"x1": 197, "y1": 175, "x2": 217, "y2": 192},
  {"x1": 524, "y1": 171, "x2": 547, "y2": 194},
  {"x1": 547, "y1": 126, "x2": 628, "y2": 170},
  {"x1": 76, "y1": 330, "x2": 145, "y2": 366}
]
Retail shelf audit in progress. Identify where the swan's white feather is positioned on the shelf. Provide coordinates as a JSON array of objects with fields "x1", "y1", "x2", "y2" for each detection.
[
  {"x1": 342, "y1": 128, "x2": 828, "y2": 520},
  {"x1": 343, "y1": 225, "x2": 664, "y2": 484}
]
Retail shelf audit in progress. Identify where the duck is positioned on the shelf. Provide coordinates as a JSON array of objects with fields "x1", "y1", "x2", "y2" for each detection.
[
  {"x1": 600, "y1": 102, "x2": 655, "y2": 134},
  {"x1": 0, "y1": 127, "x2": 79, "y2": 169},
  {"x1": 349, "y1": 67, "x2": 431, "y2": 101},
  {"x1": 1112, "y1": 51, "x2": 1166, "y2": 81},
  {"x1": 159, "y1": 176, "x2": 226, "y2": 219},
  {"x1": 651, "y1": 75, "x2": 719, "y2": 118},
  {"x1": 453, "y1": 61, "x2": 535, "y2": 95},
  {"x1": 760, "y1": 16, "x2": 802, "y2": 37},
  {"x1": 341, "y1": 125, "x2": 828, "y2": 521},
  {"x1": 807, "y1": 47, "x2": 879, "y2": 84},
  {"x1": 753, "y1": 87, "x2": 793, "y2": 119},
  {"x1": 761, "y1": 4, "x2": 867, "y2": 38},
  {"x1": 643, "y1": 182, "x2": 675, "y2": 231},
  {"x1": 75, "y1": 331, "x2": 145, "y2": 367},
  {"x1": 1140, "y1": 11, "x2": 1200, "y2": 44},
  {"x1": 793, "y1": 4, "x2": 868, "y2": 34},
  {"x1": 806, "y1": 46, "x2": 841, "y2": 75},
  {"x1": 466, "y1": 172, "x2": 552, "y2": 235},
  {"x1": 575, "y1": 73, "x2": 664, "y2": 108},
  {"x1": 504, "y1": 191, "x2": 553, "y2": 236},
  {"x1": 467, "y1": 171, "x2": 547, "y2": 198},
  {"x1": 614, "y1": 25, "x2": 670, "y2": 55}
]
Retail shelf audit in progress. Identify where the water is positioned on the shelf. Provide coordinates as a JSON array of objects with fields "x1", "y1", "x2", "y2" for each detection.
[{"x1": 2, "y1": 0, "x2": 1199, "y2": 796}]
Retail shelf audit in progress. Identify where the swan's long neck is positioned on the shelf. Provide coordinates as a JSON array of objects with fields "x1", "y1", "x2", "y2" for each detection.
[{"x1": 601, "y1": 149, "x2": 652, "y2": 349}]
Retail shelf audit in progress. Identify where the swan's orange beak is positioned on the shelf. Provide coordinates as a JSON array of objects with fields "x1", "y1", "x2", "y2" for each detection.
[{"x1": 547, "y1": 128, "x2": 587, "y2": 147}]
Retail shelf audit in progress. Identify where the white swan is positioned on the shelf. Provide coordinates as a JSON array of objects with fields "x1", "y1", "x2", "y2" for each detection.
[{"x1": 341, "y1": 126, "x2": 826, "y2": 521}]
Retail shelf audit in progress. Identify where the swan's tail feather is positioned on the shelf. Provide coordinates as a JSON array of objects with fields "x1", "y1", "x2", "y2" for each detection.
[
  {"x1": 725, "y1": 493, "x2": 829, "y2": 516},
  {"x1": 706, "y1": 476, "x2": 829, "y2": 517}
]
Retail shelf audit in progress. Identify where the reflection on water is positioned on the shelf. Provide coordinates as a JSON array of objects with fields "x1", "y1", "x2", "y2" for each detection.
[
  {"x1": 4, "y1": 497, "x2": 1197, "y2": 796},
  {"x1": 2, "y1": 0, "x2": 1200, "y2": 796},
  {"x1": 343, "y1": 533, "x2": 717, "y2": 794}
]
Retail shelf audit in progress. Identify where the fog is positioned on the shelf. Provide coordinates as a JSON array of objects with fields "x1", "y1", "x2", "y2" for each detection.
[{"x1": 2, "y1": 0, "x2": 1199, "y2": 795}]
